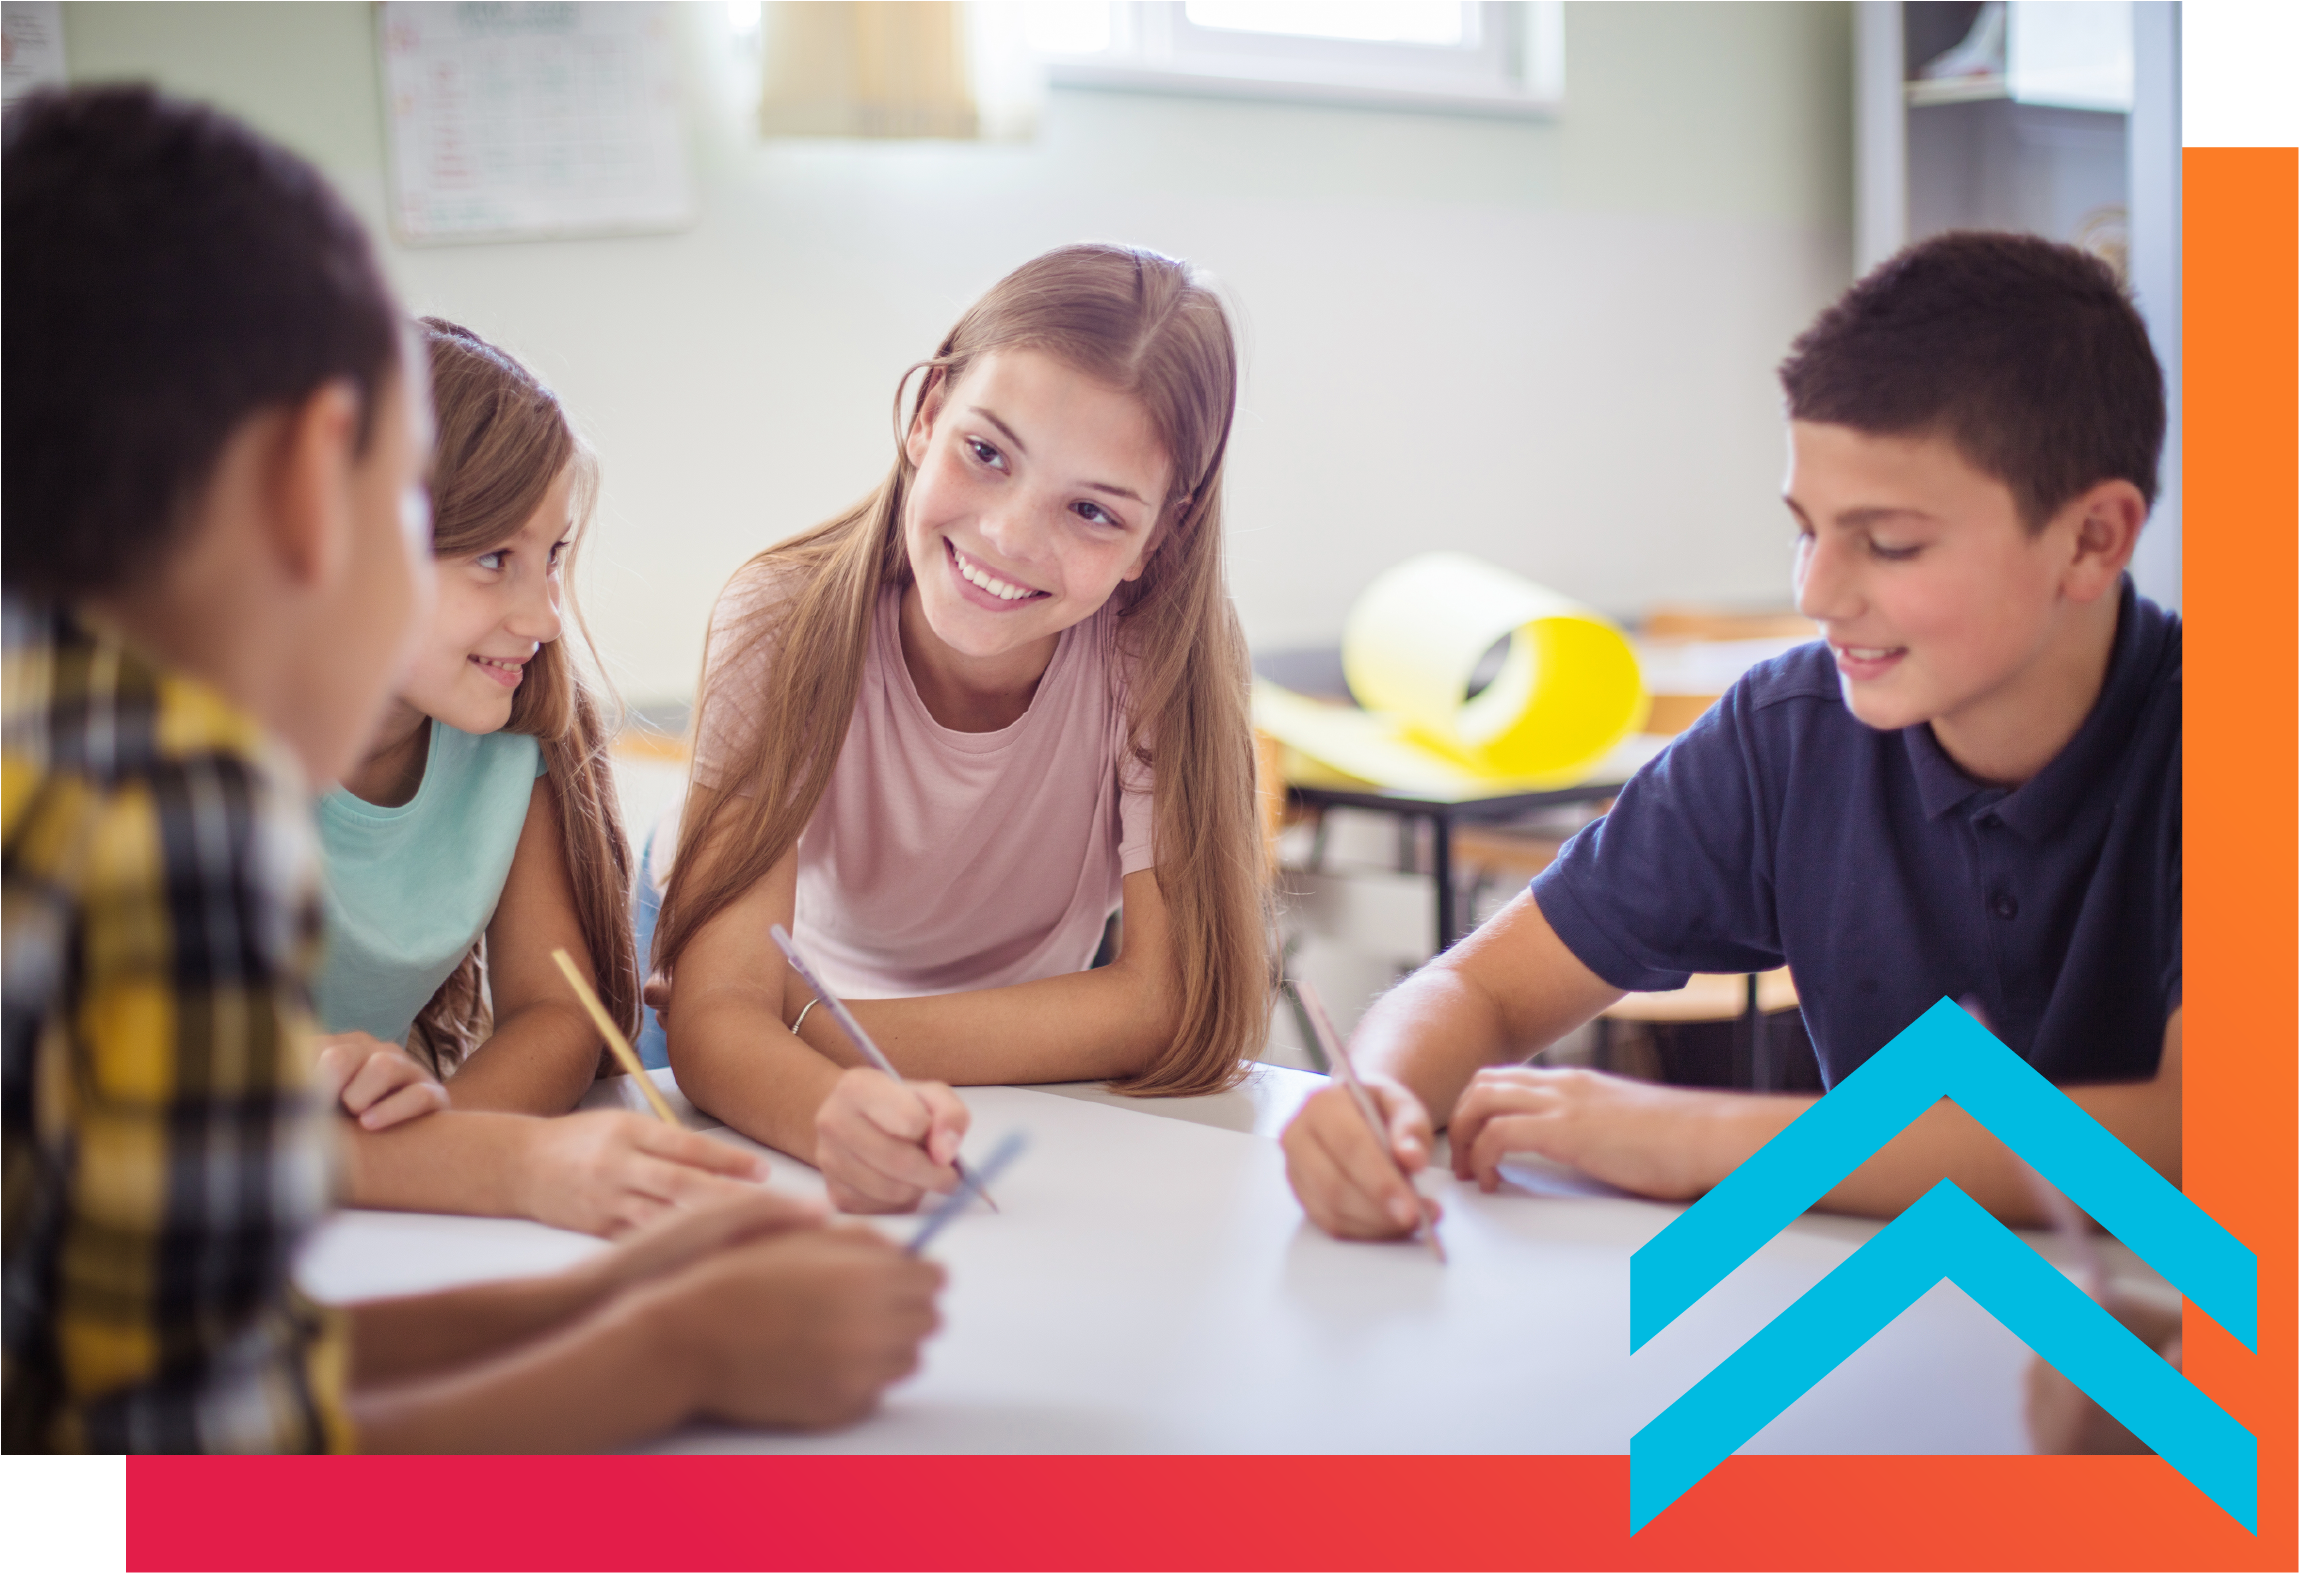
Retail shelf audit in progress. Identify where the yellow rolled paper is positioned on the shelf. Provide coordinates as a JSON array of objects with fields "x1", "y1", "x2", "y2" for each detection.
[
  {"x1": 1254, "y1": 552, "x2": 1647, "y2": 793},
  {"x1": 1341, "y1": 552, "x2": 1647, "y2": 780}
]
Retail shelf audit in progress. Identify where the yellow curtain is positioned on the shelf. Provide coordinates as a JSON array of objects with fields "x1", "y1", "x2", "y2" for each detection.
[{"x1": 758, "y1": 2, "x2": 979, "y2": 140}]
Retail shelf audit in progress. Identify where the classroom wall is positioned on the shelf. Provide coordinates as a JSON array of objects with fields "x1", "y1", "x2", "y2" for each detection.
[{"x1": 59, "y1": 2, "x2": 1854, "y2": 706}]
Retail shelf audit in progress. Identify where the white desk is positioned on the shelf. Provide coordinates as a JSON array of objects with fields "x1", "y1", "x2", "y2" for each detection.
[{"x1": 296, "y1": 1065, "x2": 2111, "y2": 1454}]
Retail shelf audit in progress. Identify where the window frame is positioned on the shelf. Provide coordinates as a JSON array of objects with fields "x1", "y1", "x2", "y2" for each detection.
[{"x1": 1038, "y1": 1, "x2": 1564, "y2": 119}]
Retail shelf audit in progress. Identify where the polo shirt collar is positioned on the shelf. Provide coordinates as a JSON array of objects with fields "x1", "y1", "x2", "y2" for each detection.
[{"x1": 1901, "y1": 577, "x2": 2164, "y2": 837}]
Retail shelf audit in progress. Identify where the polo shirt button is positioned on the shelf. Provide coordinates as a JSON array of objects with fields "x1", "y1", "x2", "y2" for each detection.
[{"x1": 1991, "y1": 892, "x2": 2018, "y2": 920}]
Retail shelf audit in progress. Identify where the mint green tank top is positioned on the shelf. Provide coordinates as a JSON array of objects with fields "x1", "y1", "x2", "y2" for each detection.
[{"x1": 314, "y1": 720, "x2": 544, "y2": 1045}]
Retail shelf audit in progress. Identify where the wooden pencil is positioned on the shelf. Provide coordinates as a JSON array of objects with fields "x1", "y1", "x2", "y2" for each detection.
[
  {"x1": 1295, "y1": 978, "x2": 1447, "y2": 1264},
  {"x1": 550, "y1": 947, "x2": 681, "y2": 1126}
]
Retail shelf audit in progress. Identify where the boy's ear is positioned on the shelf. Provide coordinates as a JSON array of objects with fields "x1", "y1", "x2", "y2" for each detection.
[
  {"x1": 2062, "y1": 478, "x2": 2147, "y2": 602},
  {"x1": 262, "y1": 381, "x2": 364, "y2": 590}
]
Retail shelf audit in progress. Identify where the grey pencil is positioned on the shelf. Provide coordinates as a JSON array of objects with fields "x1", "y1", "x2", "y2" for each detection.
[
  {"x1": 906, "y1": 1129, "x2": 1027, "y2": 1256},
  {"x1": 770, "y1": 923, "x2": 998, "y2": 1211}
]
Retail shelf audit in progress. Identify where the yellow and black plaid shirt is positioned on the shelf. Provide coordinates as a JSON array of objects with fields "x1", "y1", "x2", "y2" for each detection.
[{"x1": 3, "y1": 598, "x2": 349, "y2": 1452}]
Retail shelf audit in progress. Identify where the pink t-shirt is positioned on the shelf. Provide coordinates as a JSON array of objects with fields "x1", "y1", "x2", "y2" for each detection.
[{"x1": 688, "y1": 565, "x2": 1155, "y2": 1000}]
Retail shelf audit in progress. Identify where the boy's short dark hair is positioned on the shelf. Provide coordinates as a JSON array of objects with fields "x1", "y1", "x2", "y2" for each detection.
[
  {"x1": 3, "y1": 86, "x2": 403, "y2": 598},
  {"x1": 1778, "y1": 231, "x2": 2164, "y2": 528}
]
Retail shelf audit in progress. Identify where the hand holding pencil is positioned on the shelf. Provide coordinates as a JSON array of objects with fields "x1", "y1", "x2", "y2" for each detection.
[
  {"x1": 772, "y1": 925, "x2": 988, "y2": 1217},
  {"x1": 1280, "y1": 985, "x2": 1447, "y2": 1248},
  {"x1": 1293, "y1": 981, "x2": 1446, "y2": 1261}
]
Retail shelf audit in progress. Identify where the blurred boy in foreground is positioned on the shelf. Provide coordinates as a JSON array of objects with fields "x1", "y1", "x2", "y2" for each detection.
[{"x1": 3, "y1": 87, "x2": 939, "y2": 1452}]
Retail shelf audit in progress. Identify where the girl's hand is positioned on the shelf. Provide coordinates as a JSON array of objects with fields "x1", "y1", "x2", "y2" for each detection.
[
  {"x1": 316, "y1": 1032, "x2": 450, "y2": 1131},
  {"x1": 1447, "y1": 1066, "x2": 1728, "y2": 1201},
  {"x1": 522, "y1": 1110, "x2": 778, "y2": 1237},
  {"x1": 813, "y1": 1067, "x2": 969, "y2": 1215}
]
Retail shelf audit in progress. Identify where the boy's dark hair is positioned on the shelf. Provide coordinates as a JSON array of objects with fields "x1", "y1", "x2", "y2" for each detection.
[
  {"x1": 3, "y1": 86, "x2": 403, "y2": 597},
  {"x1": 1779, "y1": 231, "x2": 2164, "y2": 528}
]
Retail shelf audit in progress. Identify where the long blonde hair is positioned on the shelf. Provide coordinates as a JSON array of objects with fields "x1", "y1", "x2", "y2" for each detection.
[
  {"x1": 654, "y1": 244, "x2": 1271, "y2": 1095},
  {"x1": 405, "y1": 318, "x2": 638, "y2": 1076}
]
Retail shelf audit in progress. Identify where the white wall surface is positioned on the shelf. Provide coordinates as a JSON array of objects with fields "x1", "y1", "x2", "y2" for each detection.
[{"x1": 61, "y1": 2, "x2": 1853, "y2": 705}]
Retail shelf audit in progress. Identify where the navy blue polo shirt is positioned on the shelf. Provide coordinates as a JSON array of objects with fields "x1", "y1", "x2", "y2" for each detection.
[{"x1": 1531, "y1": 579, "x2": 2180, "y2": 1087}]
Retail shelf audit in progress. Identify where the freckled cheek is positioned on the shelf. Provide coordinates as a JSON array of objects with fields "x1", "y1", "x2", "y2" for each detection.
[
  {"x1": 1057, "y1": 538, "x2": 1138, "y2": 601},
  {"x1": 442, "y1": 591, "x2": 509, "y2": 666},
  {"x1": 919, "y1": 469, "x2": 995, "y2": 536}
]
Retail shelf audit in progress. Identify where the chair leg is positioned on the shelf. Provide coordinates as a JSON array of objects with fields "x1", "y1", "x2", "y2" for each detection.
[{"x1": 1743, "y1": 973, "x2": 1774, "y2": 1092}]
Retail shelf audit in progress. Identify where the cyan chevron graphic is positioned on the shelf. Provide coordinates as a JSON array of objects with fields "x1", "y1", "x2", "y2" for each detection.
[
  {"x1": 1628, "y1": 998, "x2": 2258, "y2": 1534},
  {"x1": 1630, "y1": 1181, "x2": 2256, "y2": 1532}
]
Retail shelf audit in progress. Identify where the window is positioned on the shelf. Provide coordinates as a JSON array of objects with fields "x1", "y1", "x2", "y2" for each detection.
[{"x1": 1025, "y1": 1, "x2": 1563, "y2": 117}]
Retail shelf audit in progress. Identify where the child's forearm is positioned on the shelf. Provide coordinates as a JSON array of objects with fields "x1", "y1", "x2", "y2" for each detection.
[
  {"x1": 343, "y1": 1254, "x2": 618, "y2": 1386},
  {"x1": 349, "y1": 1276, "x2": 697, "y2": 1451},
  {"x1": 1675, "y1": 1051, "x2": 2179, "y2": 1225},
  {"x1": 819, "y1": 961, "x2": 1178, "y2": 1086},
  {"x1": 670, "y1": 990, "x2": 846, "y2": 1161},
  {"x1": 1362, "y1": 888, "x2": 1625, "y2": 1123},
  {"x1": 1815, "y1": 1066, "x2": 2179, "y2": 1223},
  {"x1": 1349, "y1": 964, "x2": 1516, "y2": 1121},
  {"x1": 340, "y1": 1110, "x2": 549, "y2": 1218},
  {"x1": 442, "y1": 1001, "x2": 601, "y2": 1114}
]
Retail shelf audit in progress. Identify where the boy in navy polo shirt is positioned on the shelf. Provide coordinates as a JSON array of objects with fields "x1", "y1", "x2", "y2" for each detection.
[{"x1": 1285, "y1": 232, "x2": 2180, "y2": 1236}]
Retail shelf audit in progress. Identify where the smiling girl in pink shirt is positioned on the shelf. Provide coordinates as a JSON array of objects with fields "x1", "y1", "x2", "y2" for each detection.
[{"x1": 651, "y1": 245, "x2": 1272, "y2": 1212}]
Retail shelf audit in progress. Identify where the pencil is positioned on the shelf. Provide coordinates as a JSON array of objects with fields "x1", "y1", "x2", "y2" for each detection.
[
  {"x1": 769, "y1": 924, "x2": 997, "y2": 1211},
  {"x1": 906, "y1": 1129, "x2": 1027, "y2": 1256},
  {"x1": 550, "y1": 947, "x2": 681, "y2": 1127},
  {"x1": 1294, "y1": 979, "x2": 1447, "y2": 1263}
]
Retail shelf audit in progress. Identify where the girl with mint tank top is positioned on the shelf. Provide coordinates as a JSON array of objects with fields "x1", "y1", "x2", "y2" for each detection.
[
  {"x1": 316, "y1": 719, "x2": 543, "y2": 1049},
  {"x1": 312, "y1": 320, "x2": 769, "y2": 1238}
]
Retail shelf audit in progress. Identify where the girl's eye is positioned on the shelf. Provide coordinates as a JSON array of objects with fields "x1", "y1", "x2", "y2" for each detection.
[
  {"x1": 473, "y1": 551, "x2": 506, "y2": 571},
  {"x1": 1073, "y1": 500, "x2": 1119, "y2": 528},
  {"x1": 547, "y1": 539, "x2": 569, "y2": 570},
  {"x1": 1868, "y1": 539, "x2": 1922, "y2": 562},
  {"x1": 965, "y1": 437, "x2": 1007, "y2": 471}
]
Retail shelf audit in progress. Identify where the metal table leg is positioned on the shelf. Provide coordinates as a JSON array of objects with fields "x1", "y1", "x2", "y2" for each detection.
[
  {"x1": 1746, "y1": 972, "x2": 1774, "y2": 1091},
  {"x1": 1431, "y1": 812, "x2": 1457, "y2": 953}
]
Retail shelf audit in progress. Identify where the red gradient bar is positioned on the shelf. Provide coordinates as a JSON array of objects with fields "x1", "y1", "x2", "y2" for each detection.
[{"x1": 128, "y1": 1452, "x2": 2281, "y2": 1571}]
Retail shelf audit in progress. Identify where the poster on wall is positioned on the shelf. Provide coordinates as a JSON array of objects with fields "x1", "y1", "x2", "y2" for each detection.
[
  {"x1": 1, "y1": 1, "x2": 68, "y2": 105},
  {"x1": 377, "y1": 1, "x2": 695, "y2": 245}
]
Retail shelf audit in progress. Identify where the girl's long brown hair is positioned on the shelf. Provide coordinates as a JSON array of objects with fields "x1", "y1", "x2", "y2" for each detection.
[
  {"x1": 404, "y1": 318, "x2": 638, "y2": 1077},
  {"x1": 654, "y1": 244, "x2": 1272, "y2": 1095}
]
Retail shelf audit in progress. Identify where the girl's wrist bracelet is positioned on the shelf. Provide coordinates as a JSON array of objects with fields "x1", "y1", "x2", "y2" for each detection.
[{"x1": 790, "y1": 996, "x2": 819, "y2": 1036}]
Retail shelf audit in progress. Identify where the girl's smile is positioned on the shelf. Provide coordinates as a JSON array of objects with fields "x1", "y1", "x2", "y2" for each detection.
[
  {"x1": 469, "y1": 650, "x2": 535, "y2": 687},
  {"x1": 944, "y1": 538, "x2": 1050, "y2": 608}
]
